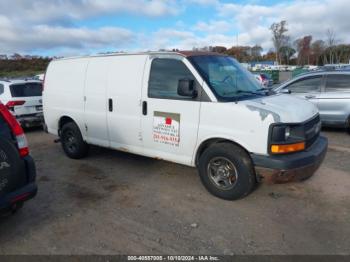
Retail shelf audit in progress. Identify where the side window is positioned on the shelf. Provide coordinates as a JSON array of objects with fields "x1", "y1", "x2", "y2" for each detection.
[
  {"x1": 286, "y1": 76, "x2": 322, "y2": 93},
  {"x1": 0, "y1": 84, "x2": 3, "y2": 95},
  {"x1": 325, "y1": 75, "x2": 350, "y2": 92},
  {"x1": 149, "y1": 58, "x2": 195, "y2": 99}
]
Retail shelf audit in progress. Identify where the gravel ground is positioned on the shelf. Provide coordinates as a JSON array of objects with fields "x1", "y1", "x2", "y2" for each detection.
[{"x1": 0, "y1": 128, "x2": 349, "y2": 255}]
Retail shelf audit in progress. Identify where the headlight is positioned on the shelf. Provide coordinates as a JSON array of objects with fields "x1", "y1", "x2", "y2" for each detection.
[
  {"x1": 269, "y1": 124, "x2": 305, "y2": 154},
  {"x1": 285, "y1": 126, "x2": 291, "y2": 139}
]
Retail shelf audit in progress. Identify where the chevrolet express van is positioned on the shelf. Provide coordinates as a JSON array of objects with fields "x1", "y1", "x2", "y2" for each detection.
[{"x1": 43, "y1": 51, "x2": 327, "y2": 200}]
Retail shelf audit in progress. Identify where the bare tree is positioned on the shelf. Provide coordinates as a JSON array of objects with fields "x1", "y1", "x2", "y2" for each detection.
[
  {"x1": 326, "y1": 29, "x2": 337, "y2": 64},
  {"x1": 270, "y1": 20, "x2": 288, "y2": 65},
  {"x1": 311, "y1": 40, "x2": 326, "y2": 65},
  {"x1": 251, "y1": 45, "x2": 263, "y2": 61}
]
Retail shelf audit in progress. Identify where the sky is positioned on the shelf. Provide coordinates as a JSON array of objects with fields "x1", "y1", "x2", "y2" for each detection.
[{"x1": 0, "y1": 0, "x2": 349, "y2": 57}]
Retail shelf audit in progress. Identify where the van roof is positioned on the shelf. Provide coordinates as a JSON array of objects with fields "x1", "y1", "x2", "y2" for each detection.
[{"x1": 54, "y1": 51, "x2": 225, "y2": 61}]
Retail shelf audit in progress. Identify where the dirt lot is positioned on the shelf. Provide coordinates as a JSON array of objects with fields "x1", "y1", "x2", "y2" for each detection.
[{"x1": 0, "y1": 128, "x2": 349, "y2": 255}]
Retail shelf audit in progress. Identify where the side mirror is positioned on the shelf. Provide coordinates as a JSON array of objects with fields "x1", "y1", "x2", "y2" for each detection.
[
  {"x1": 281, "y1": 88, "x2": 291, "y2": 94},
  {"x1": 177, "y1": 79, "x2": 197, "y2": 98}
]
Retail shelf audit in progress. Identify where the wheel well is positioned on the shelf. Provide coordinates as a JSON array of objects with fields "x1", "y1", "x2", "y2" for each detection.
[
  {"x1": 195, "y1": 138, "x2": 251, "y2": 166},
  {"x1": 58, "y1": 116, "x2": 75, "y2": 135}
]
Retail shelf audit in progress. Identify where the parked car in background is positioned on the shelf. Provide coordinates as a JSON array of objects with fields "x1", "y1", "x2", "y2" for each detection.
[
  {"x1": 254, "y1": 73, "x2": 274, "y2": 88},
  {"x1": 275, "y1": 70, "x2": 350, "y2": 132},
  {"x1": 0, "y1": 102, "x2": 37, "y2": 214},
  {"x1": 44, "y1": 51, "x2": 327, "y2": 200},
  {"x1": 0, "y1": 79, "x2": 43, "y2": 128},
  {"x1": 303, "y1": 65, "x2": 319, "y2": 71},
  {"x1": 34, "y1": 74, "x2": 45, "y2": 81}
]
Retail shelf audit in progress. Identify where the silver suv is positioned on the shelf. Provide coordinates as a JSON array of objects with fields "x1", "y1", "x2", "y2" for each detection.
[{"x1": 275, "y1": 70, "x2": 350, "y2": 131}]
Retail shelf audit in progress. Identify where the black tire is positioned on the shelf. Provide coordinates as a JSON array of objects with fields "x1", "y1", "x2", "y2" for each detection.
[
  {"x1": 347, "y1": 116, "x2": 350, "y2": 134},
  {"x1": 60, "y1": 122, "x2": 89, "y2": 159},
  {"x1": 198, "y1": 143, "x2": 256, "y2": 200},
  {"x1": 0, "y1": 138, "x2": 26, "y2": 197}
]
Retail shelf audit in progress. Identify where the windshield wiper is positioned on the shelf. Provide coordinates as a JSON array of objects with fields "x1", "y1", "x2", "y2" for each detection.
[{"x1": 235, "y1": 89, "x2": 267, "y2": 96}]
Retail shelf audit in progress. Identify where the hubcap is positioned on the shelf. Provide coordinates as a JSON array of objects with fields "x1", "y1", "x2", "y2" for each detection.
[{"x1": 207, "y1": 157, "x2": 238, "y2": 190}]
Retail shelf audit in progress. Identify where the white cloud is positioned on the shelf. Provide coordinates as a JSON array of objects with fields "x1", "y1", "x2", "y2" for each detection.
[
  {"x1": 0, "y1": 0, "x2": 179, "y2": 23},
  {"x1": 193, "y1": 20, "x2": 231, "y2": 33},
  {"x1": 0, "y1": 21, "x2": 134, "y2": 54},
  {"x1": 0, "y1": 0, "x2": 176, "y2": 54},
  {"x1": 0, "y1": 0, "x2": 350, "y2": 55},
  {"x1": 143, "y1": 28, "x2": 236, "y2": 51},
  {"x1": 143, "y1": 0, "x2": 350, "y2": 52},
  {"x1": 187, "y1": 0, "x2": 219, "y2": 5},
  {"x1": 218, "y1": 0, "x2": 350, "y2": 50}
]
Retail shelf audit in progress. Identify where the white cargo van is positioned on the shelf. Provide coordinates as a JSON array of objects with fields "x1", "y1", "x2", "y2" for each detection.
[{"x1": 43, "y1": 51, "x2": 327, "y2": 200}]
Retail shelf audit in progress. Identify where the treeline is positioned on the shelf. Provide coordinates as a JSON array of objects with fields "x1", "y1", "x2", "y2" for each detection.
[
  {"x1": 193, "y1": 21, "x2": 350, "y2": 66},
  {"x1": 193, "y1": 45, "x2": 293, "y2": 64},
  {"x1": 192, "y1": 45, "x2": 276, "y2": 62},
  {"x1": 194, "y1": 42, "x2": 350, "y2": 66},
  {"x1": 0, "y1": 57, "x2": 51, "y2": 73},
  {"x1": 270, "y1": 21, "x2": 350, "y2": 66}
]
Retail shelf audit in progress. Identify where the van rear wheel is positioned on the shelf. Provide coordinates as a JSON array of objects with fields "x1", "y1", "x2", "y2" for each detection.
[
  {"x1": 61, "y1": 122, "x2": 89, "y2": 159},
  {"x1": 198, "y1": 143, "x2": 256, "y2": 200}
]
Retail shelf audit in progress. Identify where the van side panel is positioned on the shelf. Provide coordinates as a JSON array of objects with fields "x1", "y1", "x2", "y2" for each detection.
[
  {"x1": 84, "y1": 57, "x2": 110, "y2": 147},
  {"x1": 44, "y1": 58, "x2": 89, "y2": 136},
  {"x1": 106, "y1": 55, "x2": 147, "y2": 151}
]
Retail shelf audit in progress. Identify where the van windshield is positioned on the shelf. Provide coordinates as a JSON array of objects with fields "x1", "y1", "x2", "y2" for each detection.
[{"x1": 189, "y1": 55, "x2": 266, "y2": 101}]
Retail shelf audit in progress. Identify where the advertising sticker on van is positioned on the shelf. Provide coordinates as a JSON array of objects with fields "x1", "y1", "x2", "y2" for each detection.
[{"x1": 153, "y1": 112, "x2": 180, "y2": 147}]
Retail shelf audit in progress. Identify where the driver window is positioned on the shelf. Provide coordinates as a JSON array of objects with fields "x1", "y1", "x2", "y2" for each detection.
[{"x1": 286, "y1": 76, "x2": 322, "y2": 93}]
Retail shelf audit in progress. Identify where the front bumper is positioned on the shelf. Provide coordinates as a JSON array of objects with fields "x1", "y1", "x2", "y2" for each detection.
[
  {"x1": 251, "y1": 136, "x2": 328, "y2": 184},
  {"x1": 0, "y1": 155, "x2": 37, "y2": 210}
]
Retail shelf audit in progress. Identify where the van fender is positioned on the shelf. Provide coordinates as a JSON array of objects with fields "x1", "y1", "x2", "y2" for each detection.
[
  {"x1": 58, "y1": 115, "x2": 87, "y2": 140},
  {"x1": 192, "y1": 136, "x2": 252, "y2": 167}
]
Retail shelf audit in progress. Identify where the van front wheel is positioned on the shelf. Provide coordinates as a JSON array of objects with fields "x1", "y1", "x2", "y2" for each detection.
[
  {"x1": 198, "y1": 143, "x2": 256, "y2": 200},
  {"x1": 61, "y1": 122, "x2": 89, "y2": 159}
]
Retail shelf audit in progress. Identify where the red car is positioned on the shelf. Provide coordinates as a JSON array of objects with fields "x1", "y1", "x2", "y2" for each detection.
[
  {"x1": 254, "y1": 73, "x2": 274, "y2": 88},
  {"x1": 0, "y1": 101, "x2": 37, "y2": 213}
]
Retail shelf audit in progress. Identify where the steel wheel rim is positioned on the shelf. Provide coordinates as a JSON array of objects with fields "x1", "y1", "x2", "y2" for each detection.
[
  {"x1": 64, "y1": 131, "x2": 77, "y2": 153},
  {"x1": 207, "y1": 157, "x2": 238, "y2": 190}
]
